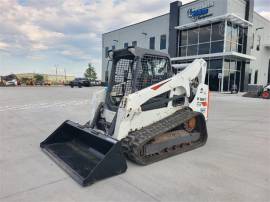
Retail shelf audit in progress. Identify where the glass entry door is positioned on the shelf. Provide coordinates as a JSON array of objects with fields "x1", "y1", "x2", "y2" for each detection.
[
  {"x1": 222, "y1": 59, "x2": 241, "y2": 92},
  {"x1": 207, "y1": 59, "x2": 223, "y2": 91},
  {"x1": 208, "y1": 69, "x2": 222, "y2": 91},
  {"x1": 229, "y1": 70, "x2": 241, "y2": 91}
]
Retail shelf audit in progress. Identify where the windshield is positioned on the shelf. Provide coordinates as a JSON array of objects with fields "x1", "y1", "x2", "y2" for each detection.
[{"x1": 136, "y1": 55, "x2": 170, "y2": 90}]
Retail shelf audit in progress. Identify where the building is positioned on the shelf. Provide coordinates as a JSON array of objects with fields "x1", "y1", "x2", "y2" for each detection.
[
  {"x1": 102, "y1": 0, "x2": 270, "y2": 92},
  {"x1": 16, "y1": 73, "x2": 75, "y2": 84}
]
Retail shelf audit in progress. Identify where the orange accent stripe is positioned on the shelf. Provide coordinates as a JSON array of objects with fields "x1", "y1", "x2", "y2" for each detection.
[
  {"x1": 151, "y1": 80, "x2": 171, "y2": 90},
  {"x1": 207, "y1": 90, "x2": 210, "y2": 119},
  {"x1": 202, "y1": 101, "x2": 208, "y2": 107}
]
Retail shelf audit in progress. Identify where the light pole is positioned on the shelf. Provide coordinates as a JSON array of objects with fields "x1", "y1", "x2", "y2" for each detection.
[
  {"x1": 64, "y1": 68, "x2": 66, "y2": 83},
  {"x1": 55, "y1": 64, "x2": 58, "y2": 84}
]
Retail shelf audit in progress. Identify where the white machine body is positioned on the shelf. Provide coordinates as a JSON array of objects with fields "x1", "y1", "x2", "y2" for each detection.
[{"x1": 95, "y1": 59, "x2": 209, "y2": 141}]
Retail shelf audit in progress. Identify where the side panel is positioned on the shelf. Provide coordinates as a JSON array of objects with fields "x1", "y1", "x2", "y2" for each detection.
[
  {"x1": 113, "y1": 105, "x2": 183, "y2": 141},
  {"x1": 189, "y1": 84, "x2": 209, "y2": 120}
]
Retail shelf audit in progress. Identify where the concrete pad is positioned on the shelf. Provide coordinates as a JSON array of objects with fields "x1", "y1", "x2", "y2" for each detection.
[
  {"x1": 0, "y1": 87, "x2": 270, "y2": 202},
  {"x1": 1, "y1": 176, "x2": 157, "y2": 202}
]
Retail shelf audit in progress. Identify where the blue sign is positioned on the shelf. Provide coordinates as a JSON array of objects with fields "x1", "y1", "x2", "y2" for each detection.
[
  {"x1": 187, "y1": 1, "x2": 214, "y2": 21},
  {"x1": 191, "y1": 8, "x2": 209, "y2": 17}
]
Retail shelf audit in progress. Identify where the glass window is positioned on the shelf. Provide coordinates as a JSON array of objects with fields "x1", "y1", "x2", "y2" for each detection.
[
  {"x1": 237, "y1": 61, "x2": 242, "y2": 72},
  {"x1": 254, "y1": 70, "x2": 258, "y2": 84},
  {"x1": 212, "y1": 22, "x2": 225, "y2": 41},
  {"x1": 132, "y1": 41, "x2": 137, "y2": 47},
  {"x1": 160, "y1": 35, "x2": 166, "y2": 50},
  {"x1": 243, "y1": 28, "x2": 248, "y2": 53},
  {"x1": 211, "y1": 41, "x2": 224, "y2": 53},
  {"x1": 105, "y1": 47, "x2": 109, "y2": 57},
  {"x1": 209, "y1": 69, "x2": 222, "y2": 91},
  {"x1": 229, "y1": 71, "x2": 236, "y2": 90},
  {"x1": 210, "y1": 59, "x2": 223, "y2": 70},
  {"x1": 231, "y1": 24, "x2": 238, "y2": 44},
  {"x1": 178, "y1": 22, "x2": 227, "y2": 57},
  {"x1": 226, "y1": 41, "x2": 231, "y2": 52},
  {"x1": 230, "y1": 60, "x2": 236, "y2": 71},
  {"x1": 152, "y1": 58, "x2": 168, "y2": 76},
  {"x1": 238, "y1": 44, "x2": 243, "y2": 53},
  {"x1": 231, "y1": 42, "x2": 237, "y2": 52},
  {"x1": 198, "y1": 43, "x2": 210, "y2": 55},
  {"x1": 223, "y1": 69, "x2": 229, "y2": 91},
  {"x1": 188, "y1": 28, "x2": 199, "y2": 44},
  {"x1": 199, "y1": 25, "x2": 211, "y2": 43},
  {"x1": 181, "y1": 30, "x2": 188, "y2": 46},
  {"x1": 179, "y1": 46, "x2": 187, "y2": 57},
  {"x1": 149, "y1": 37, "x2": 155, "y2": 50},
  {"x1": 238, "y1": 27, "x2": 244, "y2": 45},
  {"x1": 124, "y1": 42, "x2": 128, "y2": 48},
  {"x1": 224, "y1": 59, "x2": 230, "y2": 71},
  {"x1": 187, "y1": 45, "x2": 198, "y2": 56},
  {"x1": 226, "y1": 22, "x2": 232, "y2": 42},
  {"x1": 140, "y1": 56, "x2": 170, "y2": 89}
]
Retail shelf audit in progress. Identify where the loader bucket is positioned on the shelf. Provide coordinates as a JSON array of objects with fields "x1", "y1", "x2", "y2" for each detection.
[{"x1": 40, "y1": 120, "x2": 127, "y2": 186}]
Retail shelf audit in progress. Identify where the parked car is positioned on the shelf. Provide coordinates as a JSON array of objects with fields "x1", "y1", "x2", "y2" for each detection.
[
  {"x1": 90, "y1": 80, "x2": 102, "y2": 86},
  {"x1": 69, "y1": 78, "x2": 90, "y2": 88},
  {"x1": 44, "y1": 81, "x2": 52, "y2": 86},
  {"x1": 35, "y1": 81, "x2": 44, "y2": 86},
  {"x1": 5, "y1": 79, "x2": 18, "y2": 86}
]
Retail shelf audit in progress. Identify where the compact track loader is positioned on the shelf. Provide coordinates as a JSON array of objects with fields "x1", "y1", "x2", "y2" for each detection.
[
  {"x1": 40, "y1": 47, "x2": 209, "y2": 186},
  {"x1": 243, "y1": 84, "x2": 270, "y2": 99}
]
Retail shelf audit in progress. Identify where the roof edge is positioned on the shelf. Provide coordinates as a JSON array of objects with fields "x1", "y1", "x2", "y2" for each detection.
[
  {"x1": 103, "y1": 13, "x2": 169, "y2": 36},
  {"x1": 254, "y1": 11, "x2": 270, "y2": 24}
]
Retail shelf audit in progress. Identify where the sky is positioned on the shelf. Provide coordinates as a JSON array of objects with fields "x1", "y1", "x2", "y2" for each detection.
[{"x1": 0, "y1": 0, "x2": 269, "y2": 79}]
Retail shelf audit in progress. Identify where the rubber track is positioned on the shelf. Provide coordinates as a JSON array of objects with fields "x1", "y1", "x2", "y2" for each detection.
[{"x1": 122, "y1": 108, "x2": 207, "y2": 165}]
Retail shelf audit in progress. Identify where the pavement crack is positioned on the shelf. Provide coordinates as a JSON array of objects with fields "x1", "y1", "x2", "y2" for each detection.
[
  {"x1": 0, "y1": 177, "x2": 68, "y2": 200},
  {"x1": 119, "y1": 176, "x2": 161, "y2": 202}
]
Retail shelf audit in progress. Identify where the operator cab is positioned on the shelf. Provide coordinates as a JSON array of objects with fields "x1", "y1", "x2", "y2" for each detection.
[{"x1": 105, "y1": 47, "x2": 172, "y2": 110}]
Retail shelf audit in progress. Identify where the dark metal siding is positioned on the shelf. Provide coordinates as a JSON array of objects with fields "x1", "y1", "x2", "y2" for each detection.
[{"x1": 168, "y1": 1, "x2": 182, "y2": 57}]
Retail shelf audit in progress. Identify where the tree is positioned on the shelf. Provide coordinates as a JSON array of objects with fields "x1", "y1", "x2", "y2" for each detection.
[
  {"x1": 34, "y1": 74, "x2": 44, "y2": 82},
  {"x1": 84, "y1": 63, "x2": 97, "y2": 80},
  {"x1": 21, "y1": 77, "x2": 30, "y2": 84}
]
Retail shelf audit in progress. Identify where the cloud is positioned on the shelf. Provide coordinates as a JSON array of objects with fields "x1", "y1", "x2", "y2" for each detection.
[
  {"x1": 0, "y1": 0, "x2": 269, "y2": 77},
  {"x1": 254, "y1": 0, "x2": 270, "y2": 12},
  {"x1": 0, "y1": 0, "x2": 177, "y2": 77},
  {"x1": 0, "y1": 41, "x2": 9, "y2": 50}
]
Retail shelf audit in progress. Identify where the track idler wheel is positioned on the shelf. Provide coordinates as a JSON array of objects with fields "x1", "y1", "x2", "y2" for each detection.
[{"x1": 184, "y1": 117, "x2": 196, "y2": 132}]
